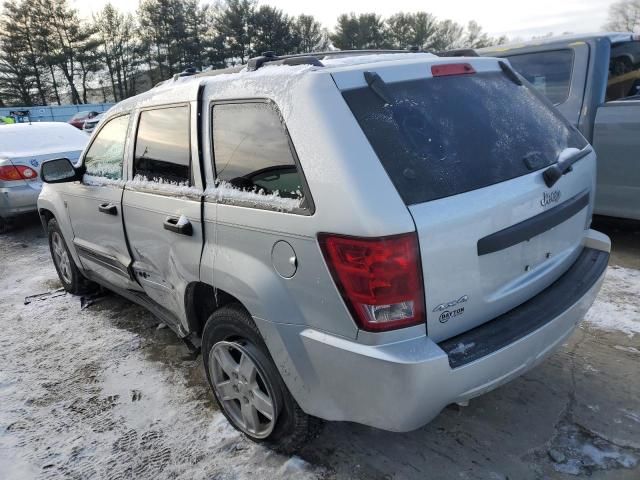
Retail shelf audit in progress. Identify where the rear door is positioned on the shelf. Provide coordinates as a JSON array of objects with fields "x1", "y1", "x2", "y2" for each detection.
[
  {"x1": 336, "y1": 59, "x2": 594, "y2": 341},
  {"x1": 121, "y1": 104, "x2": 203, "y2": 327},
  {"x1": 592, "y1": 40, "x2": 640, "y2": 220},
  {"x1": 65, "y1": 114, "x2": 141, "y2": 290}
]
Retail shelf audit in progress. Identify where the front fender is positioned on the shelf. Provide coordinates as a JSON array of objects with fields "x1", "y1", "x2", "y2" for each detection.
[{"x1": 37, "y1": 183, "x2": 83, "y2": 269}]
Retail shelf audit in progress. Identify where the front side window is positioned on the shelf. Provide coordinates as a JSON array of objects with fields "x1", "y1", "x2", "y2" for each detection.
[
  {"x1": 607, "y1": 41, "x2": 640, "y2": 101},
  {"x1": 506, "y1": 50, "x2": 573, "y2": 105},
  {"x1": 84, "y1": 114, "x2": 130, "y2": 180},
  {"x1": 134, "y1": 106, "x2": 191, "y2": 184},
  {"x1": 212, "y1": 102, "x2": 307, "y2": 211}
]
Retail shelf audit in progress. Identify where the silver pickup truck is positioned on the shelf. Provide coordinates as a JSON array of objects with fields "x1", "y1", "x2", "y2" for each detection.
[{"x1": 480, "y1": 32, "x2": 640, "y2": 221}]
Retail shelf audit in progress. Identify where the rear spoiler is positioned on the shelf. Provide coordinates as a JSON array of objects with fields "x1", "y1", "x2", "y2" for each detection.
[{"x1": 436, "y1": 49, "x2": 479, "y2": 57}]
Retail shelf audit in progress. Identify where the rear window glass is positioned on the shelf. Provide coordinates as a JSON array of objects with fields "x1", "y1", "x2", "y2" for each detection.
[
  {"x1": 506, "y1": 50, "x2": 573, "y2": 104},
  {"x1": 342, "y1": 71, "x2": 587, "y2": 205},
  {"x1": 607, "y1": 41, "x2": 640, "y2": 101}
]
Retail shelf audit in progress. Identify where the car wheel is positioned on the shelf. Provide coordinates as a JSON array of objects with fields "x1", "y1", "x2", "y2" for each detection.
[
  {"x1": 202, "y1": 304, "x2": 320, "y2": 453},
  {"x1": 47, "y1": 218, "x2": 96, "y2": 294}
]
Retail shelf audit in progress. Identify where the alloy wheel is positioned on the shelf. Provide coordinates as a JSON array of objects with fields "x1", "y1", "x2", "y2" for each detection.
[
  {"x1": 209, "y1": 340, "x2": 277, "y2": 438},
  {"x1": 51, "y1": 231, "x2": 72, "y2": 284}
]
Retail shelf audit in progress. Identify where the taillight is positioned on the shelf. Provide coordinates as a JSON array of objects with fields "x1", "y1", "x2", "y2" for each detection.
[
  {"x1": 431, "y1": 63, "x2": 476, "y2": 77},
  {"x1": 319, "y1": 232, "x2": 425, "y2": 332},
  {"x1": 0, "y1": 165, "x2": 38, "y2": 181}
]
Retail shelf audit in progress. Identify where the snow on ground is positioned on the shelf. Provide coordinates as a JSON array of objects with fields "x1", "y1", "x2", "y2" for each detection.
[
  {"x1": 0, "y1": 233, "x2": 323, "y2": 480},
  {"x1": 583, "y1": 265, "x2": 640, "y2": 337},
  {"x1": 2, "y1": 220, "x2": 639, "y2": 480}
]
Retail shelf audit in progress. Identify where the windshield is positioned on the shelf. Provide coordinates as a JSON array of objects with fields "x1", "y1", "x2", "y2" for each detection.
[
  {"x1": 342, "y1": 71, "x2": 587, "y2": 205},
  {"x1": 608, "y1": 41, "x2": 640, "y2": 101}
]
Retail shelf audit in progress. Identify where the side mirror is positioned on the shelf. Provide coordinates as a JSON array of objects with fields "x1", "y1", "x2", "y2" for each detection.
[{"x1": 40, "y1": 158, "x2": 85, "y2": 184}]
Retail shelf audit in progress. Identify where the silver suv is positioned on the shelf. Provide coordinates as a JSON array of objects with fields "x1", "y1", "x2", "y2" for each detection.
[{"x1": 38, "y1": 52, "x2": 610, "y2": 452}]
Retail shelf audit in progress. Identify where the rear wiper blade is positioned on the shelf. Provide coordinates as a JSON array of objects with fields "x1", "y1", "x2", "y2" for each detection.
[
  {"x1": 498, "y1": 61, "x2": 523, "y2": 86},
  {"x1": 363, "y1": 71, "x2": 394, "y2": 105},
  {"x1": 543, "y1": 146, "x2": 593, "y2": 188}
]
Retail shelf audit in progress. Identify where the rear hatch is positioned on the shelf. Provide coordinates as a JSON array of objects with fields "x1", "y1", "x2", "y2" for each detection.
[{"x1": 334, "y1": 58, "x2": 594, "y2": 341}]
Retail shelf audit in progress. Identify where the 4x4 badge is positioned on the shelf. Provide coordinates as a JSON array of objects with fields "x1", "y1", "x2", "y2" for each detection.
[{"x1": 433, "y1": 295, "x2": 468, "y2": 312}]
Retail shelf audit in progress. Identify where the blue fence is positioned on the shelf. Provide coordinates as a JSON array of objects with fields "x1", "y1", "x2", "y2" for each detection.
[{"x1": 0, "y1": 103, "x2": 114, "y2": 123}]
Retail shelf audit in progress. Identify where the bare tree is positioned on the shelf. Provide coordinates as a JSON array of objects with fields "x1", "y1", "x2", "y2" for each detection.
[{"x1": 605, "y1": 0, "x2": 640, "y2": 33}]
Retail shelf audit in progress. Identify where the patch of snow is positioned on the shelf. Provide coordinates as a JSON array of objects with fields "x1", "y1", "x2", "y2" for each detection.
[
  {"x1": 279, "y1": 456, "x2": 314, "y2": 476},
  {"x1": 449, "y1": 342, "x2": 475, "y2": 356},
  {"x1": 581, "y1": 443, "x2": 637, "y2": 469},
  {"x1": 550, "y1": 421, "x2": 638, "y2": 476},
  {"x1": 205, "y1": 181, "x2": 302, "y2": 212},
  {"x1": 176, "y1": 214, "x2": 189, "y2": 227},
  {"x1": 622, "y1": 409, "x2": 640, "y2": 424},
  {"x1": 83, "y1": 174, "x2": 126, "y2": 187},
  {"x1": 0, "y1": 122, "x2": 88, "y2": 158},
  {"x1": 0, "y1": 232, "x2": 323, "y2": 480},
  {"x1": 127, "y1": 175, "x2": 203, "y2": 197},
  {"x1": 613, "y1": 345, "x2": 639, "y2": 354},
  {"x1": 583, "y1": 266, "x2": 640, "y2": 337},
  {"x1": 556, "y1": 147, "x2": 581, "y2": 163},
  {"x1": 322, "y1": 52, "x2": 435, "y2": 68}
]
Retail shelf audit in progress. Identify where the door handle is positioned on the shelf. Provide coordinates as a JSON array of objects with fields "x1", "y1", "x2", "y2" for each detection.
[
  {"x1": 98, "y1": 203, "x2": 117, "y2": 215},
  {"x1": 163, "y1": 216, "x2": 193, "y2": 236}
]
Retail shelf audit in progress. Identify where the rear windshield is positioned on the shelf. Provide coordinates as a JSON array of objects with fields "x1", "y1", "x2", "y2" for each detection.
[{"x1": 342, "y1": 71, "x2": 587, "y2": 205}]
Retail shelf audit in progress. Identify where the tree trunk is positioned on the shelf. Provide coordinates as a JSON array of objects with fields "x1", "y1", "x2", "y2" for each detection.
[{"x1": 48, "y1": 64, "x2": 62, "y2": 105}]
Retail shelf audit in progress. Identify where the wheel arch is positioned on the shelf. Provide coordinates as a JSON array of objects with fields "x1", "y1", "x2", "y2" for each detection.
[
  {"x1": 184, "y1": 282, "x2": 248, "y2": 336},
  {"x1": 38, "y1": 207, "x2": 55, "y2": 229}
]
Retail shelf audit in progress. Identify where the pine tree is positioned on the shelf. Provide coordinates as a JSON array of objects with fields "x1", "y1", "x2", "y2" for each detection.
[
  {"x1": 292, "y1": 15, "x2": 329, "y2": 53},
  {"x1": 216, "y1": 0, "x2": 256, "y2": 64},
  {"x1": 252, "y1": 6, "x2": 295, "y2": 56}
]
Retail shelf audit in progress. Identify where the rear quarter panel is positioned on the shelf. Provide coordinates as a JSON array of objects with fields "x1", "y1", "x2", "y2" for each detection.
[{"x1": 198, "y1": 72, "x2": 416, "y2": 341}]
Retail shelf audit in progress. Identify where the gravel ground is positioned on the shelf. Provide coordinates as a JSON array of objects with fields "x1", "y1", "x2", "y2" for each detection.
[{"x1": 0, "y1": 215, "x2": 638, "y2": 480}]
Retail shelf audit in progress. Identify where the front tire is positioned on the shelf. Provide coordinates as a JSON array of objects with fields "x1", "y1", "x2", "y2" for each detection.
[
  {"x1": 202, "y1": 304, "x2": 319, "y2": 453},
  {"x1": 47, "y1": 218, "x2": 96, "y2": 294}
]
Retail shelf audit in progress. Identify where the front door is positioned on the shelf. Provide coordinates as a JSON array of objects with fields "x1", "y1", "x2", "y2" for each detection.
[
  {"x1": 64, "y1": 113, "x2": 142, "y2": 291},
  {"x1": 122, "y1": 105, "x2": 203, "y2": 329}
]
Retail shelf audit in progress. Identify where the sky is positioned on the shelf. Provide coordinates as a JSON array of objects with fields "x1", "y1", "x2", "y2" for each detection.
[{"x1": 68, "y1": 0, "x2": 618, "y2": 39}]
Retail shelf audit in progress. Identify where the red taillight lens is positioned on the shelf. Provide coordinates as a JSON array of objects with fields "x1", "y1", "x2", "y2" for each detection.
[
  {"x1": 319, "y1": 233, "x2": 425, "y2": 332},
  {"x1": 431, "y1": 63, "x2": 476, "y2": 77},
  {"x1": 16, "y1": 165, "x2": 37, "y2": 179},
  {"x1": 0, "y1": 165, "x2": 37, "y2": 181}
]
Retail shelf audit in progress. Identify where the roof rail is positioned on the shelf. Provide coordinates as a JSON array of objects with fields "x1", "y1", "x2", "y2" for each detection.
[
  {"x1": 247, "y1": 51, "x2": 324, "y2": 71},
  {"x1": 246, "y1": 49, "x2": 421, "y2": 71}
]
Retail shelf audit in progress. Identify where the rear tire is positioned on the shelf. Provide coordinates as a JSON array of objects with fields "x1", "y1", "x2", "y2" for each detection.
[
  {"x1": 202, "y1": 304, "x2": 320, "y2": 453},
  {"x1": 47, "y1": 218, "x2": 96, "y2": 294}
]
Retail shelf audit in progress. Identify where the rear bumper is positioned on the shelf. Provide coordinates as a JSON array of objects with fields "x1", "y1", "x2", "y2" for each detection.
[
  {"x1": 256, "y1": 237, "x2": 609, "y2": 432},
  {"x1": 0, "y1": 182, "x2": 41, "y2": 218}
]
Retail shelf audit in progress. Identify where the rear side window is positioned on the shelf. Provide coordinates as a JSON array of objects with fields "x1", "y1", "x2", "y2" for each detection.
[
  {"x1": 343, "y1": 71, "x2": 587, "y2": 205},
  {"x1": 84, "y1": 114, "x2": 130, "y2": 180},
  {"x1": 212, "y1": 102, "x2": 308, "y2": 211},
  {"x1": 506, "y1": 50, "x2": 573, "y2": 104},
  {"x1": 134, "y1": 106, "x2": 191, "y2": 184},
  {"x1": 607, "y1": 41, "x2": 640, "y2": 101}
]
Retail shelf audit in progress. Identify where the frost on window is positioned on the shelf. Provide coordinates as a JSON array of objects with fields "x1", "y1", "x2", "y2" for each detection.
[
  {"x1": 211, "y1": 102, "x2": 308, "y2": 213},
  {"x1": 128, "y1": 174, "x2": 202, "y2": 197},
  {"x1": 83, "y1": 114, "x2": 129, "y2": 182},
  {"x1": 205, "y1": 180, "x2": 303, "y2": 212}
]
